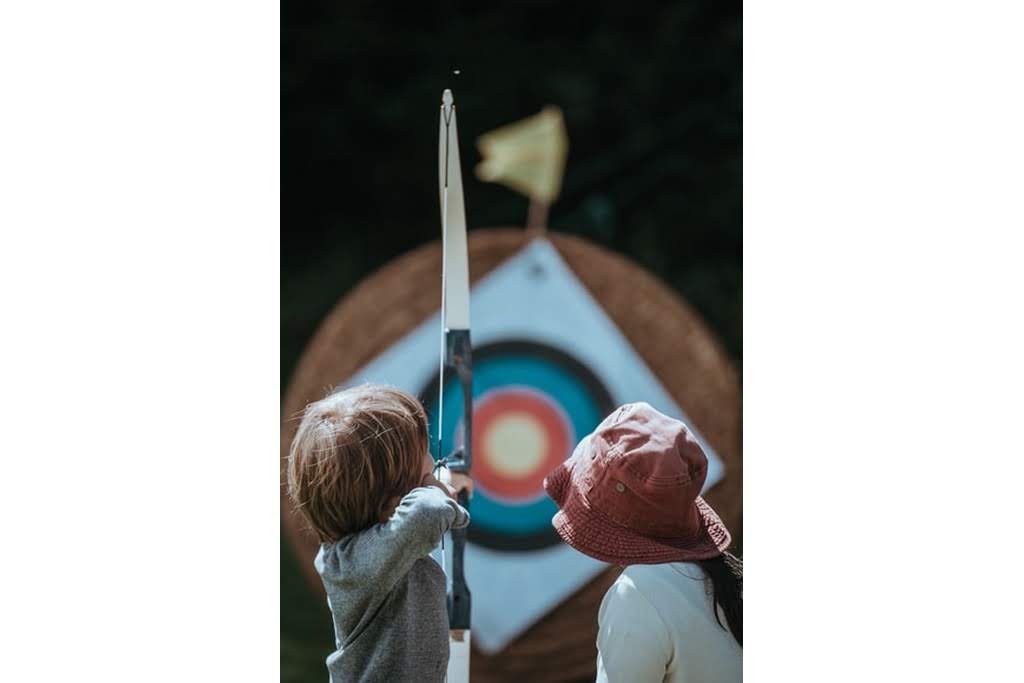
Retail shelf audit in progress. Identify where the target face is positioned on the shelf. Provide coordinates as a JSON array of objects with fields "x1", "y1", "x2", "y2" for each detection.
[
  {"x1": 334, "y1": 239, "x2": 726, "y2": 653},
  {"x1": 422, "y1": 341, "x2": 614, "y2": 551}
]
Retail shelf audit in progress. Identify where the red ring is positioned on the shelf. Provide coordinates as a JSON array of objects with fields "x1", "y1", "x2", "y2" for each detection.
[{"x1": 471, "y1": 388, "x2": 571, "y2": 502}]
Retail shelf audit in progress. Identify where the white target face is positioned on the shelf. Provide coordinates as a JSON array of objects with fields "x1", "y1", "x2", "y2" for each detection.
[{"x1": 345, "y1": 238, "x2": 725, "y2": 653}]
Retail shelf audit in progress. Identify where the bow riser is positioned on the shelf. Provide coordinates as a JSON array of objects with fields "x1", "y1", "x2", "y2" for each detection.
[{"x1": 443, "y1": 329, "x2": 472, "y2": 632}]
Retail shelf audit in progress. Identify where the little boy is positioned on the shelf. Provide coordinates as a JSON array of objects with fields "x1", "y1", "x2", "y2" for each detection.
[{"x1": 287, "y1": 383, "x2": 472, "y2": 682}]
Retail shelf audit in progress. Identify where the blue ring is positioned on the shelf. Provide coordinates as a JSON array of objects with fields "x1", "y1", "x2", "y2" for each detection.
[{"x1": 423, "y1": 341, "x2": 613, "y2": 550}]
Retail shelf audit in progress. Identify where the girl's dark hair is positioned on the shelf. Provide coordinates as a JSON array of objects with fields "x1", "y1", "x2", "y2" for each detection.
[{"x1": 697, "y1": 551, "x2": 743, "y2": 646}]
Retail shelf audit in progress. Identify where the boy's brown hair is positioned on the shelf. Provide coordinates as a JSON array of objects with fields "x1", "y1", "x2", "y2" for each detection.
[{"x1": 287, "y1": 384, "x2": 430, "y2": 543}]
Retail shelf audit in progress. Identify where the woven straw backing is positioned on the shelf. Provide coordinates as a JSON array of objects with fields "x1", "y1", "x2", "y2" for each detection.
[{"x1": 281, "y1": 228, "x2": 741, "y2": 683}]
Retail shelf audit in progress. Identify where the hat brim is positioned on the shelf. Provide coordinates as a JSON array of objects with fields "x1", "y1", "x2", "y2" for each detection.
[{"x1": 547, "y1": 458, "x2": 731, "y2": 564}]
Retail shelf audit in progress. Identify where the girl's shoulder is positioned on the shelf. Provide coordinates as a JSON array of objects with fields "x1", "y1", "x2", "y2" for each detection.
[
  {"x1": 615, "y1": 563, "x2": 710, "y2": 613},
  {"x1": 622, "y1": 562, "x2": 706, "y2": 590}
]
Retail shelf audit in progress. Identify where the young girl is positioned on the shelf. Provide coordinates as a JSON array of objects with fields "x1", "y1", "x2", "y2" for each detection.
[
  {"x1": 287, "y1": 384, "x2": 472, "y2": 682},
  {"x1": 544, "y1": 402, "x2": 742, "y2": 682}
]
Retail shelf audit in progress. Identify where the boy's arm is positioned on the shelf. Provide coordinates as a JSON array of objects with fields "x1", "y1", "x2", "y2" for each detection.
[{"x1": 355, "y1": 485, "x2": 468, "y2": 590}]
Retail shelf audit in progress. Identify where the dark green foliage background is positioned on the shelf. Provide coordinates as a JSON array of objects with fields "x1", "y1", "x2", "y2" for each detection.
[{"x1": 282, "y1": 2, "x2": 740, "y2": 679}]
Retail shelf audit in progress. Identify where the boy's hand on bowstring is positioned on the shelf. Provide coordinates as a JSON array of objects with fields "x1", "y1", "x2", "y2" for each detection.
[
  {"x1": 446, "y1": 472, "x2": 474, "y2": 501},
  {"x1": 424, "y1": 464, "x2": 474, "y2": 502}
]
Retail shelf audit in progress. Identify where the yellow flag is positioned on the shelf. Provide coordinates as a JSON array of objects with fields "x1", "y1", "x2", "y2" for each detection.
[{"x1": 475, "y1": 106, "x2": 569, "y2": 204}]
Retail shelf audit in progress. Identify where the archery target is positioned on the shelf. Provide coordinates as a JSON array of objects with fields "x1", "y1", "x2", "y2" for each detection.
[
  {"x1": 309, "y1": 237, "x2": 728, "y2": 654},
  {"x1": 421, "y1": 341, "x2": 614, "y2": 551}
]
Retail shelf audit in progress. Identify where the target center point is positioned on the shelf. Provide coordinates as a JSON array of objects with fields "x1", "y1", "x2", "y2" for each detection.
[{"x1": 484, "y1": 413, "x2": 546, "y2": 478}]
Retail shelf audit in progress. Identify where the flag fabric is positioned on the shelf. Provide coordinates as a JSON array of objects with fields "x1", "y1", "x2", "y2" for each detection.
[{"x1": 475, "y1": 107, "x2": 569, "y2": 204}]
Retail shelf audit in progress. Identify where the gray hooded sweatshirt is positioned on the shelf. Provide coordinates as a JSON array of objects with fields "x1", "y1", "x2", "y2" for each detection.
[{"x1": 315, "y1": 486, "x2": 470, "y2": 683}]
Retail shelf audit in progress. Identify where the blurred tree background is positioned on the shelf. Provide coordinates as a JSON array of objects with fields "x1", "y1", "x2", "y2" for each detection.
[{"x1": 282, "y1": 1, "x2": 740, "y2": 679}]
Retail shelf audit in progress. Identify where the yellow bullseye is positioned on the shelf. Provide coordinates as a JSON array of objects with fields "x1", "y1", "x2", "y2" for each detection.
[{"x1": 483, "y1": 412, "x2": 546, "y2": 479}]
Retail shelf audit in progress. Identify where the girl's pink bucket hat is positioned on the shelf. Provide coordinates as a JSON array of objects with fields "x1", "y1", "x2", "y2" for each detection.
[{"x1": 543, "y1": 402, "x2": 731, "y2": 564}]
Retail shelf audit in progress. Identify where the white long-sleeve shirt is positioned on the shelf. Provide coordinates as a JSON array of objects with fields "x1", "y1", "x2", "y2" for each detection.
[{"x1": 596, "y1": 562, "x2": 742, "y2": 683}]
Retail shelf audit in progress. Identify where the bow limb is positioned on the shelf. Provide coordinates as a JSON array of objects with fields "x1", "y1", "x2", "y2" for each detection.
[{"x1": 439, "y1": 88, "x2": 473, "y2": 681}]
